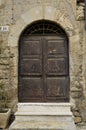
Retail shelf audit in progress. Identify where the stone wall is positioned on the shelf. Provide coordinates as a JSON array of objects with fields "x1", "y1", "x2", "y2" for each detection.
[
  {"x1": 0, "y1": 0, "x2": 85, "y2": 125},
  {"x1": 72, "y1": 2, "x2": 86, "y2": 124}
]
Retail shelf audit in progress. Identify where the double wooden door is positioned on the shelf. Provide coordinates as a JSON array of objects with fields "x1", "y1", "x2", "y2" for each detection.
[{"x1": 18, "y1": 36, "x2": 69, "y2": 102}]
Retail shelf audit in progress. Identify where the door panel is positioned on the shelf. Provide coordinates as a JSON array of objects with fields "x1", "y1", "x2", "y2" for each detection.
[
  {"x1": 21, "y1": 40, "x2": 42, "y2": 56},
  {"x1": 46, "y1": 77, "x2": 69, "y2": 97},
  {"x1": 19, "y1": 37, "x2": 43, "y2": 102},
  {"x1": 47, "y1": 41, "x2": 67, "y2": 55},
  {"x1": 19, "y1": 36, "x2": 69, "y2": 102},
  {"x1": 45, "y1": 37, "x2": 69, "y2": 101},
  {"x1": 20, "y1": 78, "x2": 43, "y2": 97},
  {"x1": 46, "y1": 58, "x2": 68, "y2": 75},
  {"x1": 20, "y1": 59, "x2": 42, "y2": 76}
]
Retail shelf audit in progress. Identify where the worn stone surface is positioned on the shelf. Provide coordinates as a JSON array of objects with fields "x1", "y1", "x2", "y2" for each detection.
[
  {"x1": 77, "y1": 2, "x2": 85, "y2": 20},
  {"x1": 74, "y1": 117, "x2": 82, "y2": 124},
  {"x1": 0, "y1": 0, "x2": 85, "y2": 127},
  {"x1": 9, "y1": 103, "x2": 76, "y2": 130}
]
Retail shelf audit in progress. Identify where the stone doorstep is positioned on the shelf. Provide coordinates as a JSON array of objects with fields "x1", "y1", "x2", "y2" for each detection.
[
  {"x1": 15, "y1": 103, "x2": 73, "y2": 122},
  {"x1": 17, "y1": 103, "x2": 71, "y2": 114},
  {"x1": 15, "y1": 115, "x2": 73, "y2": 122},
  {"x1": 9, "y1": 120, "x2": 76, "y2": 130},
  {"x1": 15, "y1": 112, "x2": 72, "y2": 116},
  {"x1": 9, "y1": 103, "x2": 76, "y2": 130},
  {"x1": 17, "y1": 103, "x2": 71, "y2": 108},
  {"x1": 5, "y1": 125, "x2": 86, "y2": 130}
]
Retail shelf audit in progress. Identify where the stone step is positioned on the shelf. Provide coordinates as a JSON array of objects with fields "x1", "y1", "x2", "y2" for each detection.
[
  {"x1": 15, "y1": 115, "x2": 73, "y2": 122},
  {"x1": 17, "y1": 103, "x2": 71, "y2": 113},
  {"x1": 9, "y1": 103, "x2": 76, "y2": 130},
  {"x1": 15, "y1": 103, "x2": 73, "y2": 122},
  {"x1": 9, "y1": 120, "x2": 76, "y2": 130},
  {"x1": 15, "y1": 111, "x2": 72, "y2": 115}
]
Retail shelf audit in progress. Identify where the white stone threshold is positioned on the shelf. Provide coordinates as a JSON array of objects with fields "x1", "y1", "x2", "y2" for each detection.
[
  {"x1": 18, "y1": 103, "x2": 71, "y2": 106},
  {"x1": 9, "y1": 103, "x2": 76, "y2": 130},
  {"x1": 16, "y1": 103, "x2": 72, "y2": 116}
]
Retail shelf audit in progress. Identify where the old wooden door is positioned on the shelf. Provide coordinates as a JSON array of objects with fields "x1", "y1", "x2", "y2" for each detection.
[{"x1": 19, "y1": 35, "x2": 69, "y2": 102}]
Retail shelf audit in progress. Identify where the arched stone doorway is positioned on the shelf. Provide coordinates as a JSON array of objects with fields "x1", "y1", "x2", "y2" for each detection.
[
  {"x1": 18, "y1": 20, "x2": 69, "y2": 103},
  {"x1": 9, "y1": 4, "x2": 77, "y2": 129}
]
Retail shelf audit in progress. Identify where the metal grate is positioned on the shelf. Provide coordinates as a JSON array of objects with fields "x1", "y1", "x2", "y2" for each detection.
[{"x1": 22, "y1": 20, "x2": 66, "y2": 35}]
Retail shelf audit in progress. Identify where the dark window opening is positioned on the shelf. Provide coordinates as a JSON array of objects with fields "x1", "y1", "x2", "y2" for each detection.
[{"x1": 21, "y1": 20, "x2": 66, "y2": 36}]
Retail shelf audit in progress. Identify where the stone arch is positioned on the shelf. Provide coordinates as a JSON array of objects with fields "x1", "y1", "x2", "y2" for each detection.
[
  {"x1": 8, "y1": 5, "x2": 78, "y2": 104},
  {"x1": 8, "y1": 5, "x2": 75, "y2": 47}
]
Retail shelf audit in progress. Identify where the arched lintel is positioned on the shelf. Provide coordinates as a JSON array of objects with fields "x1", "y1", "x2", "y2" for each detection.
[{"x1": 8, "y1": 5, "x2": 75, "y2": 47}]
